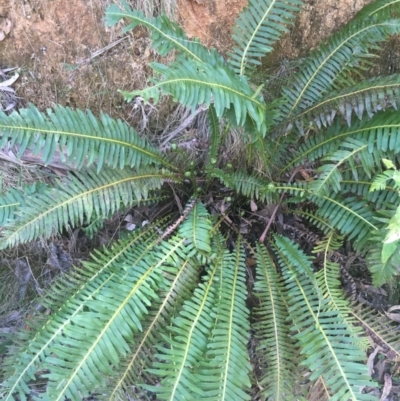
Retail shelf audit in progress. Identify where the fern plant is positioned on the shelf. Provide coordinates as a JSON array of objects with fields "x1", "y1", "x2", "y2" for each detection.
[{"x1": 2, "y1": 0, "x2": 400, "y2": 399}]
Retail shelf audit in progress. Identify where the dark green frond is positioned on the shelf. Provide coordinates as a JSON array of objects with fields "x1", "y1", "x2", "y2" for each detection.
[
  {"x1": 105, "y1": 1, "x2": 223, "y2": 66},
  {"x1": 253, "y1": 244, "x2": 298, "y2": 400},
  {"x1": 0, "y1": 104, "x2": 170, "y2": 171},
  {"x1": 0, "y1": 167, "x2": 173, "y2": 248},
  {"x1": 351, "y1": 301, "x2": 400, "y2": 361},
  {"x1": 211, "y1": 168, "x2": 279, "y2": 203},
  {"x1": 283, "y1": 110, "x2": 400, "y2": 174},
  {"x1": 274, "y1": 235, "x2": 374, "y2": 401},
  {"x1": 121, "y1": 60, "x2": 269, "y2": 133},
  {"x1": 291, "y1": 74, "x2": 400, "y2": 133},
  {"x1": 280, "y1": 17, "x2": 400, "y2": 120},
  {"x1": 229, "y1": 0, "x2": 303, "y2": 76}
]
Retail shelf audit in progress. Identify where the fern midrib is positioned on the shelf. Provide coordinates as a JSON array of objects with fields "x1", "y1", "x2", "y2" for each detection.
[
  {"x1": 281, "y1": 121, "x2": 400, "y2": 173},
  {"x1": 291, "y1": 272, "x2": 358, "y2": 400},
  {"x1": 259, "y1": 252, "x2": 283, "y2": 399},
  {"x1": 221, "y1": 247, "x2": 241, "y2": 401},
  {"x1": 239, "y1": 0, "x2": 277, "y2": 75},
  {"x1": 287, "y1": 22, "x2": 399, "y2": 117},
  {"x1": 142, "y1": 78, "x2": 264, "y2": 109},
  {"x1": 4, "y1": 231, "x2": 152, "y2": 401},
  {"x1": 314, "y1": 143, "x2": 368, "y2": 194},
  {"x1": 109, "y1": 259, "x2": 192, "y2": 400},
  {"x1": 169, "y1": 254, "x2": 221, "y2": 401},
  {"x1": 351, "y1": 311, "x2": 400, "y2": 359},
  {"x1": 276, "y1": 185, "x2": 379, "y2": 231},
  {"x1": 5, "y1": 174, "x2": 164, "y2": 246},
  {"x1": 289, "y1": 82, "x2": 400, "y2": 123},
  {"x1": 0, "y1": 202, "x2": 19, "y2": 209},
  {"x1": 106, "y1": 10, "x2": 204, "y2": 63},
  {"x1": 54, "y1": 238, "x2": 186, "y2": 401},
  {"x1": 369, "y1": 1, "x2": 400, "y2": 16},
  {"x1": 0, "y1": 123, "x2": 175, "y2": 170}
]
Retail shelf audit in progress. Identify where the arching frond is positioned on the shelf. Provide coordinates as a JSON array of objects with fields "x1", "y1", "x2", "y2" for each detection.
[
  {"x1": 290, "y1": 74, "x2": 400, "y2": 133},
  {"x1": 1, "y1": 167, "x2": 174, "y2": 248},
  {"x1": 211, "y1": 168, "x2": 279, "y2": 203},
  {"x1": 229, "y1": 0, "x2": 303, "y2": 76},
  {"x1": 1, "y1": 225, "x2": 161, "y2": 401},
  {"x1": 313, "y1": 232, "x2": 370, "y2": 349},
  {"x1": 198, "y1": 239, "x2": 251, "y2": 401},
  {"x1": 178, "y1": 200, "x2": 213, "y2": 256},
  {"x1": 105, "y1": 1, "x2": 223, "y2": 66},
  {"x1": 253, "y1": 244, "x2": 298, "y2": 400},
  {"x1": 283, "y1": 110, "x2": 400, "y2": 174},
  {"x1": 351, "y1": 301, "x2": 400, "y2": 361},
  {"x1": 122, "y1": 60, "x2": 269, "y2": 133},
  {"x1": 280, "y1": 17, "x2": 400, "y2": 120},
  {"x1": 274, "y1": 235, "x2": 374, "y2": 401},
  {"x1": 107, "y1": 258, "x2": 200, "y2": 400},
  {"x1": 0, "y1": 105, "x2": 169, "y2": 171},
  {"x1": 146, "y1": 238, "x2": 224, "y2": 400}
]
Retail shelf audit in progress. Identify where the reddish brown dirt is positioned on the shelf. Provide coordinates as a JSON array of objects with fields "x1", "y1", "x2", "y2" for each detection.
[{"x1": 177, "y1": 0, "x2": 248, "y2": 52}]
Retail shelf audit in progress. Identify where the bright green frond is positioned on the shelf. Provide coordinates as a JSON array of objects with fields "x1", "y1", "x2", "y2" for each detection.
[
  {"x1": 0, "y1": 104, "x2": 169, "y2": 171},
  {"x1": 178, "y1": 200, "x2": 213, "y2": 256},
  {"x1": 229, "y1": 0, "x2": 303, "y2": 76},
  {"x1": 198, "y1": 239, "x2": 251, "y2": 401},
  {"x1": 253, "y1": 244, "x2": 298, "y2": 400},
  {"x1": 146, "y1": 238, "x2": 224, "y2": 400},
  {"x1": 108, "y1": 259, "x2": 201, "y2": 400},
  {"x1": 0, "y1": 167, "x2": 172, "y2": 248},
  {"x1": 105, "y1": 1, "x2": 223, "y2": 66},
  {"x1": 274, "y1": 235, "x2": 374, "y2": 401},
  {"x1": 121, "y1": 60, "x2": 269, "y2": 133},
  {"x1": 2, "y1": 226, "x2": 161, "y2": 401},
  {"x1": 280, "y1": 17, "x2": 400, "y2": 120}
]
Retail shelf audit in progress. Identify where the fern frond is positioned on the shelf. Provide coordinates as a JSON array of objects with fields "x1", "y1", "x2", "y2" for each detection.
[
  {"x1": 198, "y1": 239, "x2": 251, "y2": 401},
  {"x1": 280, "y1": 17, "x2": 400, "y2": 120},
  {"x1": 229, "y1": 0, "x2": 303, "y2": 76},
  {"x1": 122, "y1": 60, "x2": 269, "y2": 133},
  {"x1": 313, "y1": 232, "x2": 370, "y2": 350},
  {"x1": 1, "y1": 167, "x2": 173, "y2": 248},
  {"x1": 0, "y1": 183, "x2": 47, "y2": 225},
  {"x1": 146, "y1": 238, "x2": 224, "y2": 400},
  {"x1": 351, "y1": 301, "x2": 400, "y2": 362},
  {"x1": 291, "y1": 74, "x2": 400, "y2": 133},
  {"x1": 253, "y1": 244, "x2": 298, "y2": 400},
  {"x1": 108, "y1": 258, "x2": 200, "y2": 400},
  {"x1": 44, "y1": 235, "x2": 187, "y2": 401},
  {"x1": 211, "y1": 168, "x2": 278, "y2": 203},
  {"x1": 105, "y1": 1, "x2": 223, "y2": 66},
  {"x1": 0, "y1": 105, "x2": 170, "y2": 171},
  {"x1": 178, "y1": 200, "x2": 213, "y2": 256},
  {"x1": 1, "y1": 225, "x2": 160, "y2": 400},
  {"x1": 206, "y1": 105, "x2": 222, "y2": 171},
  {"x1": 274, "y1": 235, "x2": 374, "y2": 401},
  {"x1": 283, "y1": 110, "x2": 400, "y2": 174}
]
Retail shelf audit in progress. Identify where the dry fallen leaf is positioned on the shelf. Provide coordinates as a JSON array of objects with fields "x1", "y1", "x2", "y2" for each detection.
[
  {"x1": 0, "y1": 18, "x2": 11, "y2": 41},
  {"x1": 380, "y1": 373, "x2": 392, "y2": 401},
  {"x1": 385, "y1": 305, "x2": 400, "y2": 323}
]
